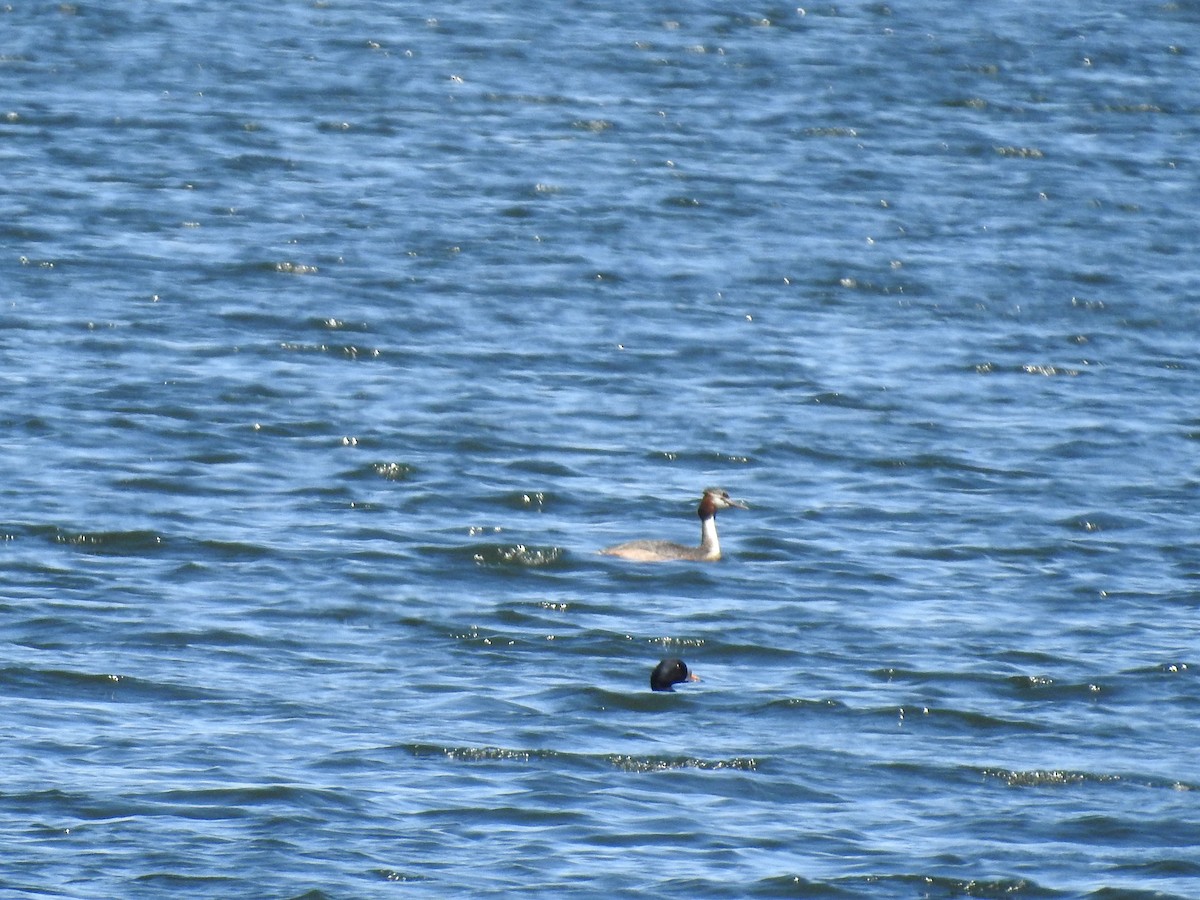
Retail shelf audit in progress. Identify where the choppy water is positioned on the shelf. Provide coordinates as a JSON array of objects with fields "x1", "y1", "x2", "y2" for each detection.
[{"x1": 3, "y1": 2, "x2": 1199, "y2": 897}]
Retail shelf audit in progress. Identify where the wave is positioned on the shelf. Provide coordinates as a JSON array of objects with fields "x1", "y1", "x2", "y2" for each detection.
[
  {"x1": 980, "y1": 767, "x2": 1196, "y2": 792},
  {"x1": 0, "y1": 666, "x2": 220, "y2": 703},
  {"x1": 381, "y1": 742, "x2": 761, "y2": 775},
  {"x1": 2, "y1": 523, "x2": 278, "y2": 561},
  {"x1": 465, "y1": 543, "x2": 566, "y2": 568}
]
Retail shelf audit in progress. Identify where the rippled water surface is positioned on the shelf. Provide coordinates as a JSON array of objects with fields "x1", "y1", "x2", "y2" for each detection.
[{"x1": 3, "y1": 2, "x2": 1199, "y2": 897}]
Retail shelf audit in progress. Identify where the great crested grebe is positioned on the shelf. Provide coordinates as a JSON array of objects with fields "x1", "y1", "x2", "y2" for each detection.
[
  {"x1": 600, "y1": 488, "x2": 748, "y2": 562},
  {"x1": 651, "y1": 658, "x2": 700, "y2": 692}
]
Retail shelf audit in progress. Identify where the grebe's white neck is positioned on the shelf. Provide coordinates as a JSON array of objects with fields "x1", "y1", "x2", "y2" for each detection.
[{"x1": 698, "y1": 514, "x2": 722, "y2": 560}]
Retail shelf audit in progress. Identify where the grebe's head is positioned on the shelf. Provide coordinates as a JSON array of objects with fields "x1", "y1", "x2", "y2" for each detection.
[{"x1": 699, "y1": 488, "x2": 748, "y2": 516}]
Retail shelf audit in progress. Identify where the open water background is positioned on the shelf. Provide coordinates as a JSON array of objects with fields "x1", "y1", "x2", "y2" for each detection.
[{"x1": 3, "y1": 1, "x2": 1200, "y2": 897}]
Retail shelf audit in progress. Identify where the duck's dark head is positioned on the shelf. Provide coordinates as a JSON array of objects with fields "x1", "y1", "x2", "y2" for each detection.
[{"x1": 650, "y1": 657, "x2": 700, "y2": 692}]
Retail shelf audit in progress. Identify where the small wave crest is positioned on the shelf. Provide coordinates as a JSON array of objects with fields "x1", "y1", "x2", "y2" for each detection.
[
  {"x1": 51, "y1": 528, "x2": 165, "y2": 556},
  {"x1": 0, "y1": 666, "x2": 217, "y2": 703},
  {"x1": 396, "y1": 743, "x2": 758, "y2": 774},
  {"x1": 982, "y1": 768, "x2": 1194, "y2": 791},
  {"x1": 470, "y1": 543, "x2": 565, "y2": 567},
  {"x1": 606, "y1": 754, "x2": 759, "y2": 773}
]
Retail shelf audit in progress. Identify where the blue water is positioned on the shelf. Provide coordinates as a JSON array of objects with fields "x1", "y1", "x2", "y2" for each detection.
[{"x1": 3, "y1": 2, "x2": 1199, "y2": 897}]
